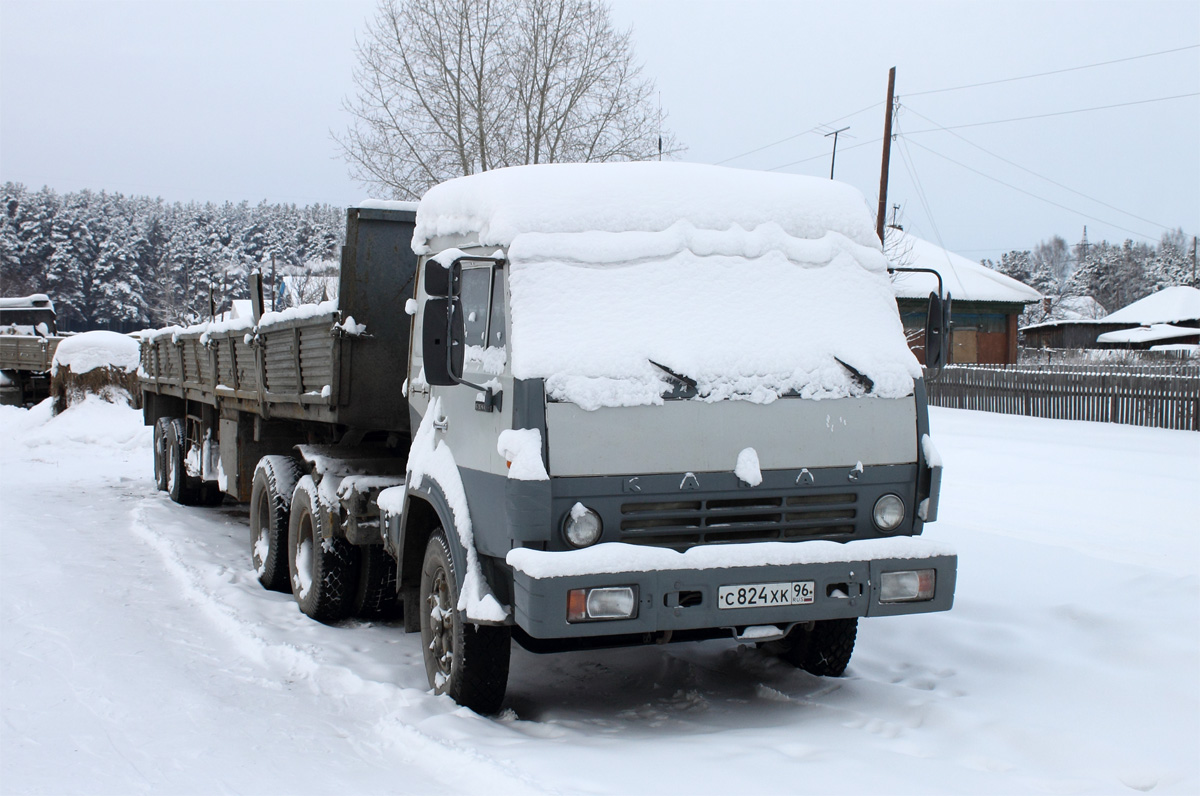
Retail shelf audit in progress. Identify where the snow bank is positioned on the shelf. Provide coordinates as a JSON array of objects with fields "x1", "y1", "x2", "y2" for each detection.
[
  {"x1": 50, "y1": 331, "x2": 139, "y2": 376},
  {"x1": 415, "y1": 163, "x2": 920, "y2": 409},
  {"x1": 507, "y1": 537, "x2": 956, "y2": 579}
]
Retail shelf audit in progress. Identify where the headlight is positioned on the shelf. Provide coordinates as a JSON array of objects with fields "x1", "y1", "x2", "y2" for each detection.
[
  {"x1": 880, "y1": 569, "x2": 936, "y2": 603},
  {"x1": 872, "y1": 493, "x2": 905, "y2": 531},
  {"x1": 563, "y1": 502, "x2": 603, "y2": 548}
]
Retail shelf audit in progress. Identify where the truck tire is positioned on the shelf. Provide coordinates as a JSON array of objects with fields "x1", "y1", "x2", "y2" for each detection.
[
  {"x1": 166, "y1": 418, "x2": 200, "y2": 505},
  {"x1": 288, "y1": 476, "x2": 358, "y2": 623},
  {"x1": 781, "y1": 618, "x2": 858, "y2": 677},
  {"x1": 153, "y1": 417, "x2": 172, "y2": 491},
  {"x1": 419, "y1": 530, "x2": 510, "y2": 714},
  {"x1": 250, "y1": 455, "x2": 303, "y2": 592},
  {"x1": 353, "y1": 544, "x2": 402, "y2": 620}
]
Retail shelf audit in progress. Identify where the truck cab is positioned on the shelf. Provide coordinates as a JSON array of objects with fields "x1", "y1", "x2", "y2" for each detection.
[{"x1": 387, "y1": 162, "x2": 955, "y2": 711}]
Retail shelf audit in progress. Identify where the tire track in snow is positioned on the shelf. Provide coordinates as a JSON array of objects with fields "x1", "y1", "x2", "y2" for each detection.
[{"x1": 127, "y1": 497, "x2": 554, "y2": 795}]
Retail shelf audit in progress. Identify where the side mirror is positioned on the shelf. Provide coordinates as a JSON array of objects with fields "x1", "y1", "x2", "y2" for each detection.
[
  {"x1": 421, "y1": 297, "x2": 464, "y2": 386},
  {"x1": 424, "y1": 259, "x2": 461, "y2": 298},
  {"x1": 924, "y1": 291, "x2": 947, "y2": 370}
]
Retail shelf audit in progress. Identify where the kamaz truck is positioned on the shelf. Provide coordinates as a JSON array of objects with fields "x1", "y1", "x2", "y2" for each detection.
[{"x1": 139, "y1": 162, "x2": 956, "y2": 713}]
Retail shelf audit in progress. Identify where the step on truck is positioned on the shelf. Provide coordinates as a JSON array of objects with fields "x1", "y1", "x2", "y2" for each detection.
[{"x1": 139, "y1": 162, "x2": 957, "y2": 714}]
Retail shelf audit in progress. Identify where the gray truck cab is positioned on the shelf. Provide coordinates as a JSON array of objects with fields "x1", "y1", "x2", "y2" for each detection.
[{"x1": 385, "y1": 162, "x2": 955, "y2": 712}]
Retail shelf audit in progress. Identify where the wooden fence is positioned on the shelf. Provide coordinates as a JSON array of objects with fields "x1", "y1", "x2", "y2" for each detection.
[{"x1": 925, "y1": 364, "x2": 1200, "y2": 431}]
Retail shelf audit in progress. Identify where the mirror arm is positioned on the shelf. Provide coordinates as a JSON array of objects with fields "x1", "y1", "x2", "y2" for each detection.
[{"x1": 888, "y1": 266, "x2": 944, "y2": 300}]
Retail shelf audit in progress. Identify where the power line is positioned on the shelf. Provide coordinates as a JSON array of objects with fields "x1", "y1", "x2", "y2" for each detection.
[
  {"x1": 768, "y1": 136, "x2": 883, "y2": 171},
  {"x1": 901, "y1": 92, "x2": 1199, "y2": 134},
  {"x1": 901, "y1": 105, "x2": 1177, "y2": 232},
  {"x1": 713, "y1": 101, "x2": 881, "y2": 165},
  {"x1": 906, "y1": 43, "x2": 1200, "y2": 97},
  {"x1": 900, "y1": 137, "x2": 1158, "y2": 241}
]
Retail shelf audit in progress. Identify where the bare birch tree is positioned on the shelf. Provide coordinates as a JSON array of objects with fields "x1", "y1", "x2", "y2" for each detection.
[{"x1": 337, "y1": 0, "x2": 679, "y2": 199}]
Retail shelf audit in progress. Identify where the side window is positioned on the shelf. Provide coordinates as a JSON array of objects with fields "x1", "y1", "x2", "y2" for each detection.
[{"x1": 459, "y1": 264, "x2": 506, "y2": 350}]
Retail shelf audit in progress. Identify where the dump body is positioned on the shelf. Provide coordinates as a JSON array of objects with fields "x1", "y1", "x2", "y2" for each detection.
[{"x1": 0, "y1": 294, "x2": 61, "y2": 405}]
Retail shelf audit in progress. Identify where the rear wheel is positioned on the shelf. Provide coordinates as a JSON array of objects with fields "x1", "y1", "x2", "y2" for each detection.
[
  {"x1": 353, "y1": 544, "x2": 402, "y2": 620},
  {"x1": 419, "y1": 530, "x2": 510, "y2": 714},
  {"x1": 780, "y1": 618, "x2": 858, "y2": 677},
  {"x1": 166, "y1": 418, "x2": 200, "y2": 505},
  {"x1": 250, "y1": 455, "x2": 303, "y2": 592},
  {"x1": 287, "y1": 476, "x2": 357, "y2": 622},
  {"x1": 152, "y1": 417, "x2": 172, "y2": 491}
]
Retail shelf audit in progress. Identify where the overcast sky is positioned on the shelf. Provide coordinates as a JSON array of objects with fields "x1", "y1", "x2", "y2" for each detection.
[{"x1": 1, "y1": 0, "x2": 1196, "y2": 262}]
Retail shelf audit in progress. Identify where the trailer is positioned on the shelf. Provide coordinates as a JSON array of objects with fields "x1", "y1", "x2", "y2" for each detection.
[{"x1": 141, "y1": 164, "x2": 957, "y2": 714}]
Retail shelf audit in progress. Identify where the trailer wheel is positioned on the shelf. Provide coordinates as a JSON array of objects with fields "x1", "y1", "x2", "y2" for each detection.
[
  {"x1": 152, "y1": 418, "x2": 172, "y2": 492},
  {"x1": 419, "y1": 530, "x2": 510, "y2": 714},
  {"x1": 353, "y1": 544, "x2": 402, "y2": 620},
  {"x1": 250, "y1": 455, "x2": 303, "y2": 592},
  {"x1": 781, "y1": 618, "x2": 858, "y2": 677},
  {"x1": 288, "y1": 476, "x2": 357, "y2": 623},
  {"x1": 166, "y1": 418, "x2": 200, "y2": 505}
]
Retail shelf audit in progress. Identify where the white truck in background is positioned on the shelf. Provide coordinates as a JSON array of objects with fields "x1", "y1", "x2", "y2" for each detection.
[{"x1": 141, "y1": 162, "x2": 955, "y2": 714}]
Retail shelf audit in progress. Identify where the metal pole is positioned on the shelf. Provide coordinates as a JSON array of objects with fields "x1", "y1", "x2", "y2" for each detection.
[
  {"x1": 825, "y1": 126, "x2": 850, "y2": 179},
  {"x1": 876, "y1": 67, "x2": 896, "y2": 244}
]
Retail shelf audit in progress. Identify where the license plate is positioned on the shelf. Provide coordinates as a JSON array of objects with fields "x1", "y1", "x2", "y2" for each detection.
[{"x1": 717, "y1": 581, "x2": 815, "y2": 610}]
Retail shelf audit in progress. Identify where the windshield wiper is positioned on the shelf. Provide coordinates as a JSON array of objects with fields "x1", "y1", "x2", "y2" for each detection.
[
  {"x1": 834, "y1": 357, "x2": 874, "y2": 394},
  {"x1": 648, "y1": 359, "x2": 698, "y2": 398}
]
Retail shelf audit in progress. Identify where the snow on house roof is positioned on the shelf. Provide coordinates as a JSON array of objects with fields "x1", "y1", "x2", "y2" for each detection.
[
  {"x1": 886, "y1": 230, "x2": 1042, "y2": 304},
  {"x1": 1095, "y1": 324, "x2": 1200, "y2": 345},
  {"x1": 1102, "y1": 286, "x2": 1200, "y2": 325}
]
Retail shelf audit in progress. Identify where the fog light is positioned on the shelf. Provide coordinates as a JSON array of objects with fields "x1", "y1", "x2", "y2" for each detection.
[
  {"x1": 872, "y1": 493, "x2": 905, "y2": 531},
  {"x1": 563, "y1": 503, "x2": 603, "y2": 548},
  {"x1": 567, "y1": 586, "x2": 638, "y2": 622},
  {"x1": 880, "y1": 569, "x2": 936, "y2": 603}
]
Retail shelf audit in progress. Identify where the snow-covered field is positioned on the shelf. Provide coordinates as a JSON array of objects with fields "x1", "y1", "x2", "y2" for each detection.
[{"x1": 1, "y1": 397, "x2": 1196, "y2": 794}]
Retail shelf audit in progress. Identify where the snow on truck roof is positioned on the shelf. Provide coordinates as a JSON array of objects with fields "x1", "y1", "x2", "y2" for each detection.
[
  {"x1": 415, "y1": 163, "x2": 922, "y2": 408},
  {"x1": 0, "y1": 294, "x2": 55, "y2": 311},
  {"x1": 413, "y1": 161, "x2": 882, "y2": 252}
]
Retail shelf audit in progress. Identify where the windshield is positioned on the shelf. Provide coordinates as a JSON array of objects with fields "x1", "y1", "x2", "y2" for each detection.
[{"x1": 507, "y1": 238, "x2": 921, "y2": 411}]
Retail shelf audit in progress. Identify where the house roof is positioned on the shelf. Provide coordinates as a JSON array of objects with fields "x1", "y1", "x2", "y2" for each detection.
[
  {"x1": 886, "y1": 230, "x2": 1042, "y2": 305},
  {"x1": 1102, "y1": 286, "x2": 1200, "y2": 325},
  {"x1": 1095, "y1": 324, "x2": 1200, "y2": 344}
]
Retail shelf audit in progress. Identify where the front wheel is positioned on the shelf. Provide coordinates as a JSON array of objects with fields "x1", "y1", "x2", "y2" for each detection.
[
  {"x1": 780, "y1": 618, "x2": 858, "y2": 677},
  {"x1": 419, "y1": 530, "x2": 510, "y2": 714}
]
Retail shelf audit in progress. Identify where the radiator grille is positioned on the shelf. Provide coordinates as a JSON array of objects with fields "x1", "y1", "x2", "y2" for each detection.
[{"x1": 619, "y1": 493, "x2": 857, "y2": 550}]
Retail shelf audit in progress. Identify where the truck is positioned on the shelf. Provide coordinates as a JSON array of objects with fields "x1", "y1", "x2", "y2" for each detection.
[
  {"x1": 0, "y1": 294, "x2": 61, "y2": 406},
  {"x1": 139, "y1": 162, "x2": 956, "y2": 714}
]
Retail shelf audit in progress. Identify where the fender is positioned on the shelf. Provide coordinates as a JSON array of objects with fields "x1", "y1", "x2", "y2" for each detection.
[{"x1": 397, "y1": 476, "x2": 469, "y2": 594}]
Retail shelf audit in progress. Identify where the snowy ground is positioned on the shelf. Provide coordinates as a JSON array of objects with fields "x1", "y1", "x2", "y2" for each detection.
[{"x1": 1, "y1": 397, "x2": 1197, "y2": 795}]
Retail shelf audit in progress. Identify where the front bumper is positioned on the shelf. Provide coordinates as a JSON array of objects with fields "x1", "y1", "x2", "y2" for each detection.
[{"x1": 506, "y1": 537, "x2": 957, "y2": 639}]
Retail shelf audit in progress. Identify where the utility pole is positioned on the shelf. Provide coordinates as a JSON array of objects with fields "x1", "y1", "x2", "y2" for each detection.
[
  {"x1": 1192, "y1": 236, "x2": 1197, "y2": 287},
  {"x1": 890, "y1": 203, "x2": 902, "y2": 230},
  {"x1": 876, "y1": 66, "x2": 897, "y2": 244},
  {"x1": 824, "y1": 126, "x2": 850, "y2": 179}
]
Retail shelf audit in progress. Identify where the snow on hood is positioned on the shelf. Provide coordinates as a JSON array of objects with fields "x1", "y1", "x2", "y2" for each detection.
[
  {"x1": 415, "y1": 163, "x2": 920, "y2": 408},
  {"x1": 51, "y1": 331, "x2": 140, "y2": 376}
]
